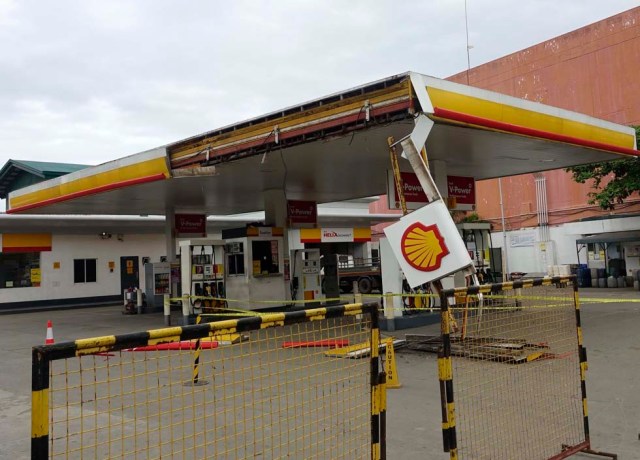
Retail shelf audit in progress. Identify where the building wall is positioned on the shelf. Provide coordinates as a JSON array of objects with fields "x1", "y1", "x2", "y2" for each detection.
[
  {"x1": 0, "y1": 233, "x2": 167, "y2": 307},
  {"x1": 448, "y1": 7, "x2": 640, "y2": 228},
  {"x1": 370, "y1": 8, "x2": 640, "y2": 230},
  {"x1": 492, "y1": 215, "x2": 640, "y2": 275}
]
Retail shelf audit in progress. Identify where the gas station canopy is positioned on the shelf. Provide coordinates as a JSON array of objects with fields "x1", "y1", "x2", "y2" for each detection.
[{"x1": 7, "y1": 72, "x2": 637, "y2": 216}]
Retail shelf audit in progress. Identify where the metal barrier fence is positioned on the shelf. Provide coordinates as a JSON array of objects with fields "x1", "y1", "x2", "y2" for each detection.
[
  {"x1": 438, "y1": 276, "x2": 591, "y2": 460},
  {"x1": 32, "y1": 303, "x2": 386, "y2": 460}
]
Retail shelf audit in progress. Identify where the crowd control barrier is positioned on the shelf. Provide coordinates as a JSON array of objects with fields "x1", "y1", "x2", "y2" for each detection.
[
  {"x1": 438, "y1": 276, "x2": 601, "y2": 460},
  {"x1": 32, "y1": 303, "x2": 386, "y2": 459}
]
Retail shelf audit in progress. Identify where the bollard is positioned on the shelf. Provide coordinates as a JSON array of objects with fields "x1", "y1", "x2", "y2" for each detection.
[
  {"x1": 352, "y1": 280, "x2": 364, "y2": 325},
  {"x1": 352, "y1": 280, "x2": 360, "y2": 304},
  {"x1": 182, "y1": 293, "x2": 191, "y2": 326},
  {"x1": 136, "y1": 288, "x2": 143, "y2": 314},
  {"x1": 384, "y1": 292, "x2": 395, "y2": 332},
  {"x1": 188, "y1": 315, "x2": 208, "y2": 386},
  {"x1": 163, "y1": 294, "x2": 171, "y2": 326}
]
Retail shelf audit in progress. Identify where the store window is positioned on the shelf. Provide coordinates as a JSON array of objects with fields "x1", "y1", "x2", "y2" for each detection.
[
  {"x1": 226, "y1": 242, "x2": 245, "y2": 276},
  {"x1": 74, "y1": 259, "x2": 97, "y2": 283},
  {"x1": 252, "y1": 240, "x2": 280, "y2": 274},
  {"x1": 0, "y1": 252, "x2": 40, "y2": 288}
]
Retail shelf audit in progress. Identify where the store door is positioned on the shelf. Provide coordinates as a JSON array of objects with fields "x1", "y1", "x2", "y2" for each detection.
[{"x1": 120, "y1": 256, "x2": 140, "y2": 291}]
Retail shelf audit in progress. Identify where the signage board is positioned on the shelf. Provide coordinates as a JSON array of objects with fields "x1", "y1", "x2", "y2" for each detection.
[
  {"x1": 321, "y1": 228, "x2": 354, "y2": 243},
  {"x1": 510, "y1": 232, "x2": 536, "y2": 248},
  {"x1": 287, "y1": 200, "x2": 317, "y2": 225},
  {"x1": 299, "y1": 228, "x2": 371, "y2": 243},
  {"x1": 246, "y1": 227, "x2": 284, "y2": 237},
  {"x1": 447, "y1": 175, "x2": 476, "y2": 211},
  {"x1": 30, "y1": 268, "x2": 41, "y2": 285},
  {"x1": 387, "y1": 171, "x2": 428, "y2": 210},
  {"x1": 384, "y1": 200, "x2": 473, "y2": 288},
  {"x1": 175, "y1": 214, "x2": 206, "y2": 237},
  {"x1": 387, "y1": 171, "x2": 476, "y2": 211}
]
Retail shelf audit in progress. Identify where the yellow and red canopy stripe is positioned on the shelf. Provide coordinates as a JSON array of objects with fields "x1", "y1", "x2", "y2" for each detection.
[
  {"x1": 8, "y1": 155, "x2": 170, "y2": 214},
  {"x1": 2, "y1": 234, "x2": 52, "y2": 252},
  {"x1": 426, "y1": 86, "x2": 637, "y2": 155},
  {"x1": 354, "y1": 228, "x2": 372, "y2": 242},
  {"x1": 246, "y1": 227, "x2": 284, "y2": 237}
]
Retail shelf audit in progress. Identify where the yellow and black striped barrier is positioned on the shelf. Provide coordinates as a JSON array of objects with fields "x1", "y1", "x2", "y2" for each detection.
[
  {"x1": 573, "y1": 282, "x2": 591, "y2": 441},
  {"x1": 438, "y1": 291, "x2": 457, "y2": 458},
  {"x1": 31, "y1": 348, "x2": 49, "y2": 458},
  {"x1": 31, "y1": 302, "x2": 382, "y2": 459},
  {"x1": 436, "y1": 275, "x2": 609, "y2": 459},
  {"x1": 191, "y1": 315, "x2": 204, "y2": 385},
  {"x1": 369, "y1": 311, "x2": 387, "y2": 460}
]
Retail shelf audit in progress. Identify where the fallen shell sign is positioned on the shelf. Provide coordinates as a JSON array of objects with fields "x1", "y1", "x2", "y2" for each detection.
[
  {"x1": 384, "y1": 200, "x2": 473, "y2": 288},
  {"x1": 401, "y1": 222, "x2": 450, "y2": 272}
]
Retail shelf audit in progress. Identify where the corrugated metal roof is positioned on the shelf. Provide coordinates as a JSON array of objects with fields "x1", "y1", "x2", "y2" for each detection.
[
  {"x1": 576, "y1": 231, "x2": 640, "y2": 245},
  {"x1": 5, "y1": 160, "x2": 88, "y2": 175},
  {"x1": 0, "y1": 159, "x2": 89, "y2": 199}
]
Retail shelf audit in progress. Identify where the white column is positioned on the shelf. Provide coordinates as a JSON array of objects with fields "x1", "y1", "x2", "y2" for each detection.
[
  {"x1": 165, "y1": 207, "x2": 177, "y2": 263},
  {"x1": 264, "y1": 189, "x2": 288, "y2": 228},
  {"x1": 380, "y1": 237, "x2": 402, "y2": 321},
  {"x1": 428, "y1": 159, "x2": 449, "y2": 201},
  {"x1": 180, "y1": 243, "x2": 192, "y2": 323},
  {"x1": 263, "y1": 189, "x2": 291, "y2": 300}
]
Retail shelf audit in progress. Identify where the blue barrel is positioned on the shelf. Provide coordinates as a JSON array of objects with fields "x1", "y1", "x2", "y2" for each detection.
[
  {"x1": 576, "y1": 267, "x2": 590, "y2": 287},
  {"x1": 583, "y1": 273, "x2": 592, "y2": 287}
]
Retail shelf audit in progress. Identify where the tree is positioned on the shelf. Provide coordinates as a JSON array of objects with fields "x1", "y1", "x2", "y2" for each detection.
[{"x1": 566, "y1": 126, "x2": 640, "y2": 210}]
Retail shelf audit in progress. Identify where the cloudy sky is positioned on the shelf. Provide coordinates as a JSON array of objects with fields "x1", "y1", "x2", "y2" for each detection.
[{"x1": 0, "y1": 0, "x2": 638, "y2": 170}]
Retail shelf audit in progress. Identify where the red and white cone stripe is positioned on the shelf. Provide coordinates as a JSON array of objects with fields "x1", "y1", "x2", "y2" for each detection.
[{"x1": 45, "y1": 320, "x2": 54, "y2": 345}]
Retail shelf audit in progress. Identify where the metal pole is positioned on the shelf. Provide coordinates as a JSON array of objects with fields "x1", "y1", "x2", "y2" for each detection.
[
  {"x1": 384, "y1": 292, "x2": 395, "y2": 332},
  {"x1": 163, "y1": 294, "x2": 171, "y2": 326},
  {"x1": 498, "y1": 178, "x2": 509, "y2": 280},
  {"x1": 187, "y1": 315, "x2": 208, "y2": 386}
]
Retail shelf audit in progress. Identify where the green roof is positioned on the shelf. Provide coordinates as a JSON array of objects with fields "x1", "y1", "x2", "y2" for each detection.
[{"x1": 0, "y1": 159, "x2": 90, "y2": 199}]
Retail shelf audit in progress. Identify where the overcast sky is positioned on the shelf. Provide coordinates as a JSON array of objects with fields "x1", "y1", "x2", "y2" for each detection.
[{"x1": 1, "y1": 0, "x2": 638, "y2": 170}]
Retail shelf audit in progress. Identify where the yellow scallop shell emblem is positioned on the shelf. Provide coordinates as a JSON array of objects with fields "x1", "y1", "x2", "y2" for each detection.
[{"x1": 401, "y1": 222, "x2": 450, "y2": 272}]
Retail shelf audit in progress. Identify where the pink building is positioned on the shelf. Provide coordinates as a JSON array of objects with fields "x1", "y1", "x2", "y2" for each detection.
[
  {"x1": 372, "y1": 7, "x2": 640, "y2": 274},
  {"x1": 449, "y1": 7, "x2": 640, "y2": 228}
]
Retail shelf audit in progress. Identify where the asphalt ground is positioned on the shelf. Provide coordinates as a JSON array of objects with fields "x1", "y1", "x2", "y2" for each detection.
[{"x1": 1, "y1": 287, "x2": 639, "y2": 459}]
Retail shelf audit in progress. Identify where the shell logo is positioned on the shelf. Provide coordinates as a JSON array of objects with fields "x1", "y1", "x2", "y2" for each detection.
[{"x1": 400, "y1": 222, "x2": 450, "y2": 272}]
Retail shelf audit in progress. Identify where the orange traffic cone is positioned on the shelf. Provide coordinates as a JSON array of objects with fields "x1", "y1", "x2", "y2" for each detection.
[{"x1": 45, "y1": 320, "x2": 54, "y2": 345}]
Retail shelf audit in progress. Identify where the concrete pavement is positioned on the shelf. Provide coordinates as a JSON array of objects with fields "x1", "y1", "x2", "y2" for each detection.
[{"x1": 1, "y1": 288, "x2": 639, "y2": 459}]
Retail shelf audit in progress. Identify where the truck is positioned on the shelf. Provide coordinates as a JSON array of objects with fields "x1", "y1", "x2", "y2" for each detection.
[{"x1": 336, "y1": 255, "x2": 382, "y2": 294}]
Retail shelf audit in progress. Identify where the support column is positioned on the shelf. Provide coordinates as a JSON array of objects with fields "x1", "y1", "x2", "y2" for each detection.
[
  {"x1": 429, "y1": 159, "x2": 449, "y2": 203},
  {"x1": 380, "y1": 237, "x2": 402, "y2": 326},
  {"x1": 165, "y1": 207, "x2": 177, "y2": 263},
  {"x1": 263, "y1": 189, "x2": 291, "y2": 301},
  {"x1": 180, "y1": 242, "x2": 192, "y2": 324}
]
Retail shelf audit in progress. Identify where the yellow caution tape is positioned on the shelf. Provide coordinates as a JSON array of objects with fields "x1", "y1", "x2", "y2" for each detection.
[
  {"x1": 169, "y1": 295, "x2": 349, "y2": 304},
  {"x1": 167, "y1": 293, "x2": 640, "y2": 318}
]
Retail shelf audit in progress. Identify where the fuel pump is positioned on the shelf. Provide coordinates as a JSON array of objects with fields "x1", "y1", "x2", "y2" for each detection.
[
  {"x1": 291, "y1": 249, "x2": 323, "y2": 305},
  {"x1": 457, "y1": 222, "x2": 498, "y2": 283},
  {"x1": 179, "y1": 239, "x2": 226, "y2": 322}
]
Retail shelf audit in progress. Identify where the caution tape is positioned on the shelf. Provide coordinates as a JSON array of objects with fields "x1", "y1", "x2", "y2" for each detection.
[
  {"x1": 448, "y1": 294, "x2": 640, "y2": 304},
  {"x1": 361, "y1": 293, "x2": 438, "y2": 299},
  {"x1": 169, "y1": 295, "x2": 350, "y2": 304},
  {"x1": 168, "y1": 293, "x2": 640, "y2": 317}
]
